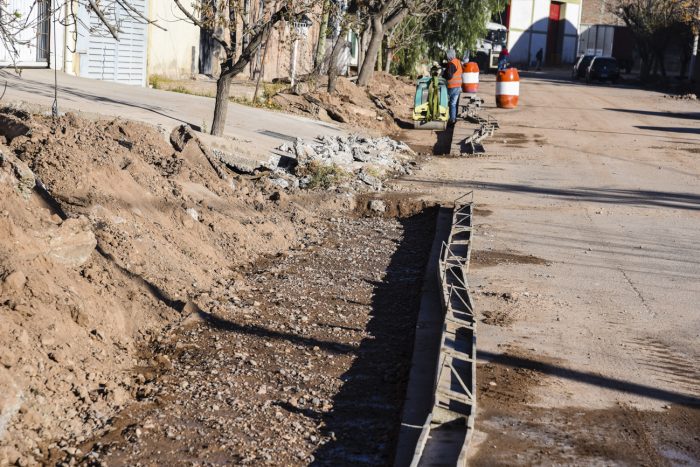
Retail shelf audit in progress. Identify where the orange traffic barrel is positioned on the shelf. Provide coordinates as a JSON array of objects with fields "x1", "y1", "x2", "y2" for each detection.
[
  {"x1": 461, "y1": 62, "x2": 479, "y2": 94},
  {"x1": 496, "y1": 68, "x2": 520, "y2": 109}
]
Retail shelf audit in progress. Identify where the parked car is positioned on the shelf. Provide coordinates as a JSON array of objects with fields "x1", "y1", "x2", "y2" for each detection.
[
  {"x1": 586, "y1": 56, "x2": 620, "y2": 84},
  {"x1": 572, "y1": 54, "x2": 595, "y2": 80}
]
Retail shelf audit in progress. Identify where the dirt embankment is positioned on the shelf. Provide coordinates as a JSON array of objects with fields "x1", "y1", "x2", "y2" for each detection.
[
  {"x1": 0, "y1": 108, "x2": 333, "y2": 465},
  {"x1": 272, "y1": 73, "x2": 415, "y2": 136}
]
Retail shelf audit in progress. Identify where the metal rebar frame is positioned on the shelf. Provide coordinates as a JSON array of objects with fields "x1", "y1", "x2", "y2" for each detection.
[
  {"x1": 459, "y1": 97, "x2": 500, "y2": 154},
  {"x1": 410, "y1": 192, "x2": 476, "y2": 467}
]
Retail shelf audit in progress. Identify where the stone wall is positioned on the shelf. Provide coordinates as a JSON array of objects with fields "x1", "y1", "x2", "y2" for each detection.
[{"x1": 580, "y1": 0, "x2": 622, "y2": 26}]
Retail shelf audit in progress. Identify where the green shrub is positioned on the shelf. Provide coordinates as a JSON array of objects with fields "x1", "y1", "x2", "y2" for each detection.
[{"x1": 305, "y1": 163, "x2": 351, "y2": 190}]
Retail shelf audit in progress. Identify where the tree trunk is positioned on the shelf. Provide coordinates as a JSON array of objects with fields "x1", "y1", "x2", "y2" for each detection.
[
  {"x1": 314, "y1": 0, "x2": 330, "y2": 69},
  {"x1": 358, "y1": 26, "x2": 369, "y2": 75},
  {"x1": 357, "y1": 15, "x2": 383, "y2": 86},
  {"x1": 385, "y1": 47, "x2": 393, "y2": 73},
  {"x1": 658, "y1": 51, "x2": 667, "y2": 78},
  {"x1": 211, "y1": 72, "x2": 233, "y2": 136},
  {"x1": 328, "y1": 23, "x2": 349, "y2": 93},
  {"x1": 208, "y1": 6, "x2": 288, "y2": 136}
]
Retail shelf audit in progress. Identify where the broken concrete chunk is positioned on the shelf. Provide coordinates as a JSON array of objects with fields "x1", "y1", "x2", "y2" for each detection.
[
  {"x1": 214, "y1": 149, "x2": 259, "y2": 174},
  {"x1": 358, "y1": 172, "x2": 383, "y2": 191},
  {"x1": 269, "y1": 178, "x2": 290, "y2": 189},
  {"x1": 10, "y1": 159, "x2": 35, "y2": 200},
  {"x1": 369, "y1": 200, "x2": 386, "y2": 213},
  {"x1": 2, "y1": 271, "x2": 27, "y2": 293},
  {"x1": 186, "y1": 208, "x2": 200, "y2": 221},
  {"x1": 273, "y1": 133, "x2": 413, "y2": 192},
  {"x1": 46, "y1": 217, "x2": 97, "y2": 268}
]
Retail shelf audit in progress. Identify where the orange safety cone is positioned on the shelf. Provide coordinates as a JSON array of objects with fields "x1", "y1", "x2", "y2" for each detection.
[
  {"x1": 461, "y1": 62, "x2": 480, "y2": 94},
  {"x1": 496, "y1": 68, "x2": 520, "y2": 109}
]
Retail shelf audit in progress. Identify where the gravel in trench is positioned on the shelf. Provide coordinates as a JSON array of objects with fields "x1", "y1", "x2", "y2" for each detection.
[{"x1": 68, "y1": 208, "x2": 437, "y2": 466}]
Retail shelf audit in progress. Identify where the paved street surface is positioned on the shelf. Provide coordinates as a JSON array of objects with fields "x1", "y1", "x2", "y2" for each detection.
[
  {"x1": 398, "y1": 72, "x2": 700, "y2": 464},
  {"x1": 0, "y1": 69, "x2": 343, "y2": 154}
]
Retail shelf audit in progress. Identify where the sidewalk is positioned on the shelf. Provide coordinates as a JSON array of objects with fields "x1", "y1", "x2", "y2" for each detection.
[{"x1": 0, "y1": 69, "x2": 343, "y2": 155}]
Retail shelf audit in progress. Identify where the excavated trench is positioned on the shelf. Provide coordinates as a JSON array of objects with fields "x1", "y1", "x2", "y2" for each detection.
[{"x1": 52, "y1": 197, "x2": 438, "y2": 466}]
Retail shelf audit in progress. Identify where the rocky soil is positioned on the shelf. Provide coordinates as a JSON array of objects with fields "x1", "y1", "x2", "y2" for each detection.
[
  {"x1": 272, "y1": 73, "x2": 416, "y2": 136},
  {"x1": 52, "y1": 206, "x2": 437, "y2": 466},
  {"x1": 0, "y1": 107, "x2": 339, "y2": 465}
]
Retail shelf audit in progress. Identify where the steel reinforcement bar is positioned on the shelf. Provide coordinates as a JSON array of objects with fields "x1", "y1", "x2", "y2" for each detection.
[{"x1": 410, "y1": 192, "x2": 476, "y2": 467}]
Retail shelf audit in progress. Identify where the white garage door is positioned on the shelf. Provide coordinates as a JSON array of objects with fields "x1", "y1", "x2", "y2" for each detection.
[{"x1": 79, "y1": 0, "x2": 148, "y2": 86}]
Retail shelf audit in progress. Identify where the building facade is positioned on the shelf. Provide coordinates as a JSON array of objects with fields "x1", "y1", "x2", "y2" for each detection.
[
  {"x1": 506, "y1": 0, "x2": 583, "y2": 65},
  {"x1": 0, "y1": 0, "x2": 327, "y2": 86}
]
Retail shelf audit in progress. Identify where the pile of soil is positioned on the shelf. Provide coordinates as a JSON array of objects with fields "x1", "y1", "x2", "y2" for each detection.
[
  {"x1": 0, "y1": 107, "x2": 327, "y2": 465},
  {"x1": 272, "y1": 72, "x2": 415, "y2": 136}
]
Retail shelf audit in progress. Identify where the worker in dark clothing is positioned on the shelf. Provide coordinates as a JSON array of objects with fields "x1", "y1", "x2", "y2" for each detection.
[
  {"x1": 536, "y1": 48, "x2": 543, "y2": 70},
  {"x1": 442, "y1": 48, "x2": 462, "y2": 124}
]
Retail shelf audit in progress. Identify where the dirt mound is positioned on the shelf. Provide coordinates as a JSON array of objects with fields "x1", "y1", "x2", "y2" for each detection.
[
  {"x1": 0, "y1": 108, "x2": 322, "y2": 464},
  {"x1": 272, "y1": 73, "x2": 415, "y2": 136}
]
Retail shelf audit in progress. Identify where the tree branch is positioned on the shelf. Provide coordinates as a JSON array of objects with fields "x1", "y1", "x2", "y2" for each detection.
[
  {"x1": 221, "y1": 5, "x2": 289, "y2": 78},
  {"x1": 87, "y1": 0, "x2": 121, "y2": 40},
  {"x1": 173, "y1": 0, "x2": 231, "y2": 52},
  {"x1": 116, "y1": 0, "x2": 167, "y2": 31}
]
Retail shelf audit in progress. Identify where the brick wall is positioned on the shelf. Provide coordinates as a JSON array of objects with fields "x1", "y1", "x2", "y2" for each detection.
[{"x1": 581, "y1": 0, "x2": 622, "y2": 25}]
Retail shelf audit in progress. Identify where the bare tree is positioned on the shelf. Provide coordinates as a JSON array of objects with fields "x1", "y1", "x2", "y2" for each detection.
[
  {"x1": 356, "y1": 0, "x2": 407, "y2": 86},
  {"x1": 613, "y1": 0, "x2": 698, "y2": 80},
  {"x1": 354, "y1": 0, "x2": 438, "y2": 86},
  {"x1": 382, "y1": 3, "x2": 440, "y2": 73},
  {"x1": 174, "y1": 0, "x2": 318, "y2": 136}
]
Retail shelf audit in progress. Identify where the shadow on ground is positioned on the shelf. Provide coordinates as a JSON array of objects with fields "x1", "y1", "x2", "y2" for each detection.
[
  {"x1": 311, "y1": 207, "x2": 438, "y2": 466},
  {"x1": 480, "y1": 351, "x2": 700, "y2": 406},
  {"x1": 401, "y1": 179, "x2": 700, "y2": 212}
]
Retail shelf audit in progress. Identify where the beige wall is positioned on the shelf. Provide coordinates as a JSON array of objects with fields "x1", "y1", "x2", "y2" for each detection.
[
  {"x1": 147, "y1": 0, "x2": 200, "y2": 79},
  {"x1": 241, "y1": 4, "x2": 324, "y2": 82}
]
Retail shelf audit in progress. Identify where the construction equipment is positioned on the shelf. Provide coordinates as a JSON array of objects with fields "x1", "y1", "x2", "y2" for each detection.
[
  {"x1": 474, "y1": 22, "x2": 508, "y2": 71},
  {"x1": 412, "y1": 72, "x2": 449, "y2": 130}
]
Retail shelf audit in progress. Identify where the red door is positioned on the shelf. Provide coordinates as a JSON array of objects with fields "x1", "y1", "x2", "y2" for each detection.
[{"x1": 546, "y1": 2, "x2": 563, "y2": 65}]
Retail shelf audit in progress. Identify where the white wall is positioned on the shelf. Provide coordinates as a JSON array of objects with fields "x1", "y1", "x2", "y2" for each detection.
[
  {"x1": 508, "y1": 0, "x2": 582, "y2": 65},
  {"x1": 147, "y1": 0, "x2": 200, "y2": 79},
  {"x1": 509, "y1": 0, "x2": 534, "y2": 31},
  {"x1": 508, "y1": 0, "x2": 551, "y2": 65},
  {"x1": 562, "y1": 2, "x2": 580, "y2": 62}
]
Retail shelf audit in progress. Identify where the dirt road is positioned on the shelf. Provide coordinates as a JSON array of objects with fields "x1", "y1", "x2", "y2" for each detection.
[
  {"x1": 3, "y1": 68, "x2": 698, "y2": 466},
  {"x1": 397, "y1": 72, "x2": 700, "y2": 464}
]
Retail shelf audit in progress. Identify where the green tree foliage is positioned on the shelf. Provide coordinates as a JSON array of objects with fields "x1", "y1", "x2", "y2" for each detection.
[
  {"x1": 389, "y1": 0, "x2": 505, "y2": 75},
  {"x1": 425, "y1": 0, "x2": 506, "y2": 58}
]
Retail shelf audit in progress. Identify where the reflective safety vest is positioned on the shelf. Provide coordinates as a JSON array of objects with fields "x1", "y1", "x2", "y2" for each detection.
[{"x1": 447, "y1": 58, "x2": 463, "y2": 89}]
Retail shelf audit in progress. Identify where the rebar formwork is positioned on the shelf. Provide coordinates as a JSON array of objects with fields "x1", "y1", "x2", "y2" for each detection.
[{"x1": 410, "y1": 192, "x2": 476, "y2": 467}]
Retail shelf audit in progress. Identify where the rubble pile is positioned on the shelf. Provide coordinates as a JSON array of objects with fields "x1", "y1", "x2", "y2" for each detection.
[{"x1": 272, "y1": 135, "x2": 417, "y2": 191}]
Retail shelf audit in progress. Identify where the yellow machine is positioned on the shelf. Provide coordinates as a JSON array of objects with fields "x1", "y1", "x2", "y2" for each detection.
[{"x1": 412, "y1": 74, "x2": 449, "y2": 130}]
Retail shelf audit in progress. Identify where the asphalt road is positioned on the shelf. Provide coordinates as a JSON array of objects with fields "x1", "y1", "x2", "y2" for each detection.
[{"x1": 397, "y1": 72, "x2": 700, "y2": 464}]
